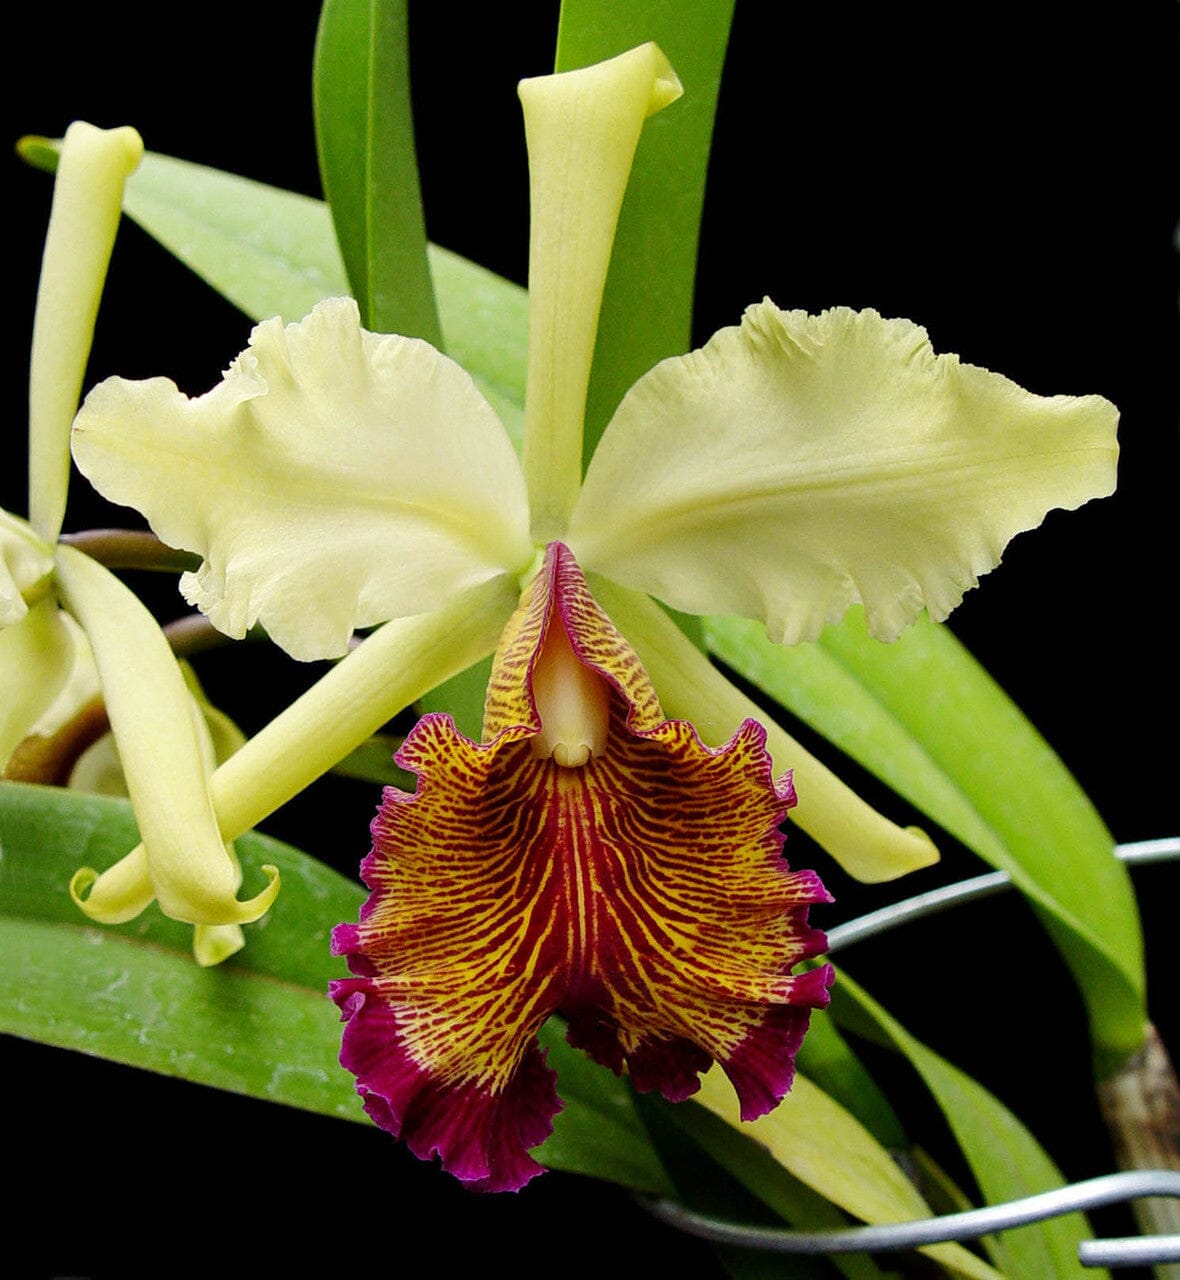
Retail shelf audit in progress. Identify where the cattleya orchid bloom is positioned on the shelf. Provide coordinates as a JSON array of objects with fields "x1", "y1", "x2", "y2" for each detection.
[
  {"x1": 2, "y1": 121, "x2": 277, "y2": 967},
  {"x1": 70, "y1": 45, "x2": 1117, "y2": 1186}
]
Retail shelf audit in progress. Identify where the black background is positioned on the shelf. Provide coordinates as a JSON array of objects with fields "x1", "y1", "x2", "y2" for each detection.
[{"x1": 4, "y1": 4, "x2": 1177, "y2": 1276}]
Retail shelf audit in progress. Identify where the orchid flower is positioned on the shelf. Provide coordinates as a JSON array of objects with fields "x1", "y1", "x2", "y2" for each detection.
[
  {"x1": 69, "y1": 45, "x2": 1117, "y2": 1188},
  {"x1": 1, "y1": 121, "x2": 279, "y2": 967}
]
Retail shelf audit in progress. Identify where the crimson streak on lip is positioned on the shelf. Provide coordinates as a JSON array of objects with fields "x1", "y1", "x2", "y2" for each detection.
[{"x1": 331, "y1": 542, "x2": 832, "y2": 1191}]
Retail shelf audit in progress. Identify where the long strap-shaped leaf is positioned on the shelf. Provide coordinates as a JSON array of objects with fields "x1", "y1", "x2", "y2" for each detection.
[
  {"x1": 705, "y1": 610, "x2": 1146, "y2": 1076},
  {"x1": 554, "y1": 0, "x2": 735, "y2": 466},
  {"x1": 313, "y1": 0, "x2": 442, "y2": 345},
  {"x1": 828, "y1": 968, "x2": 1108, "y2": 1279}
]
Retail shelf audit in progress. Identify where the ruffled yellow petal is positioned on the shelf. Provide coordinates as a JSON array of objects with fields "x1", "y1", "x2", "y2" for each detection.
[
  {"x1": 518, "y1": 43, "x2": 681, "y2": 540},
  {"x1": 72, "y1": 297, "x2": 532, "y2": 660},
  {"x1": 28, "y1": 122, "x2": 142, "y2": 543},
  {"x1": 590, "y1": 578, "x2": 938, "y2": 882},
  {"x1": 54, "y1": 544, "x2": 278, "y2": 926},
  {"x1": 571, "y1": 303, "x2": 1118, "y2": 643}
]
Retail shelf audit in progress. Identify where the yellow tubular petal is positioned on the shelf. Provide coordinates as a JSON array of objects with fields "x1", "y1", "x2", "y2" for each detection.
[
  {"x1": 184, "y1": 662, "x2": 247, "y2": 966},
  {"x1": 570, "y1": 304, "x2": 1118, "y2": 643},
  {"x1": 180, "y1": 661, "x2": 247, "y2": 765},
  {"x1": 1, "y1": 510, "x2": 56, "y2": 625},
  {"x1": 69, "y1": 849, "x2": 155, "y2": 921},
  {"x1": 72, "y1": 298, "x2": 532, "y2": 660},
  {"x1": 69, "y1": 847, "x2": 154, "y2": 925},
  {"x1": 79, "y1": 580, "x2": 518, "y2": 895},
  {"x1": 591, "y1": 579, "x2": 938, "y2": 882},
  {"x1": 208, "y1": 574, "x2": 517, "y2": 841},
  {"x1": 0, "y1": 597, "x2": 75, "y2": 769},
  {"x1": 28, "y1": 123, "x2": 142, "y2": 543},
  {"x1": 193, "y1": 924, "x2": 245, "y2": 967},
  {"x1": 28, "y1": 612, "x2": 100, "y2": 739},
  {"x1": 53, "y1": 544, "x2": 279, "y2": 925},
  {"x1": 518, "y1": 44, "x2": 681, "y2": 541}
]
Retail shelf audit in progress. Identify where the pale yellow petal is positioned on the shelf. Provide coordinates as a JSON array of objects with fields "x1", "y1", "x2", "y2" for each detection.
[
  {"x1": 69, "y1": 846, "x2": 155, "y2": 926},
  {"x1": 72, "y1": 297, "x2": 532, "y2": 660},
  {"x1": 180, "y1": 661, "x2": 246, "y2": 765},
  {"x1": 28, "y1": 122, "x2": 142, "y2": 543},
  {"x1": 572, "y1": 303, "x2": 1118, "y2": 642},
  {"x1": 1, "y1": 510, "x2": 55, "y2": 626},
  {"x1": 28, "y1": 612, "x2": 99, "y2": 738},
  {"x1": 54, "y1": 544, "x2": 278, "y2": 926},
  {"x1": 192, "y1": 924, "x2": 245, "y2": 967},
  {"x1": 592, "y1": 578, "x2": 938, "y2": 882},
  {"x1": 99, "y1": 576, "x2": 518, "y2": 886},
  {"x1": 0, "y1": 597, "x2": 75, "y2": 769},
  {"x1": 67, "y1": 735, "x2": 127, "y2": 796},
  {"x1": 518, "y1": 43, "x2": 681, "y2": 540},
  {"x1": 209, "y1": 575, "x2": 518, "y2": 839}
]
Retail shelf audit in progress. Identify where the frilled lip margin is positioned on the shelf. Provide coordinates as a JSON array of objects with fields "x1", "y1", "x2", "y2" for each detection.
[{"x1": 331, "y1": 543, "x2": 834, "y2": 1191}]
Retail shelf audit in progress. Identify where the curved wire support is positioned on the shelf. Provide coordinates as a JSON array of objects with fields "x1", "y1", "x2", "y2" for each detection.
[
  {"x1": 1081, "y1": 1233, "x2": 1180, "y2": 1267},
  {"x1": 640, "y1": 840, "x2": 1180, "y2": 1266},
  {"x1": 825, "y1": 838, "x2": 1179, "y2": 954},
  {"x1": 640, "y1": 1170, "x2": 1180, "y2": 1267}
]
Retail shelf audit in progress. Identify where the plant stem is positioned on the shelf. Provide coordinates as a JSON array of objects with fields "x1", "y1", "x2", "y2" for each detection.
[
  {"x1": 1097, "y1": 1024, "x2": 1180, "y2": 1279},
  {"x1": 58, "y1": 528, "x2": 199, "y2": 572}
]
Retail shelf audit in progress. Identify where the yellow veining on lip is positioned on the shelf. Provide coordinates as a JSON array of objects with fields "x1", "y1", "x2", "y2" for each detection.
[{"x1": 351, "y1": 545, "x2": 826, "y2": 1098}]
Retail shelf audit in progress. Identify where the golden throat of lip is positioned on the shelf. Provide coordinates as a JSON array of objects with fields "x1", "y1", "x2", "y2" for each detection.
[{"x1": 529, "y1": 608, "x2": 611, "y2": 768}]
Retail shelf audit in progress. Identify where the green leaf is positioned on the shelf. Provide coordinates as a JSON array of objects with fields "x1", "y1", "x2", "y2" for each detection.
[
  {"x1": 638, "y1": 1095, "x2": 860, "y2": 1280},
  {"x1": 648, "y1": 1097, "x2": 891, "y2": 1280},
  {"x1": 331, "y1": 733, "x2": 413, "y2": 787},
  {"x1": 4, "y1": 917, "x2": 360, "y2": 1117},
  {"x1": 0, "y1": 781, "x2": 667, "y2": 1191},
  {"x1": 313, "y1": 0, "x2": 441, "y2": 344},
  {"x1": 830, "y1": 968, "x2": 1108, "y2": 1279},
  {"x1": 416, "y1": 652, "x2": 493, "y2": 740},
  {"x1": 537, "y1": 1018, "x2": 673, "y2": 1194},
  {"x1": 554, "y1": 0, "x2": 736, "y2": 465},
  {"x1": 795, "y1": 1011, "x2": 907, "y2": 1151},
  {"x1": 704, "y1": 610, "x2": 1145, "y2": 1075},
  {"x1": 692, "y1": 1068, "x2": 1003, "y2": 1279},
  {"x1": 428, "y1": 244, "x2": 527, "y2": 446},
  {"x1": 17, "y1": 140, "x2": 525, "y2": 445}
]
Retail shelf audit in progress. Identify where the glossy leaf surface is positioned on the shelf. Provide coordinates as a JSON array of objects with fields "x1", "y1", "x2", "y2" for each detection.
[
  {"x1": 829, "y1": 968, "x2": 1106, "y2": 1278},
  {"x1": 313, "y1": 0, "x2": 441, "y2": 344}
]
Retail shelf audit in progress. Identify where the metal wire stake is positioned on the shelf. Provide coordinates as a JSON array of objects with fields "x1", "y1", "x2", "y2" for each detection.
[
  {"x1": 825, "y1": 838, "x2": 1179, "y2": 954},
  {"x1": 640, "y1": 1170, "x2": 1180, "y2": 1267},
  {"x1": 640, "y1": 839, "x2": 1180, "y2": 1268}
]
